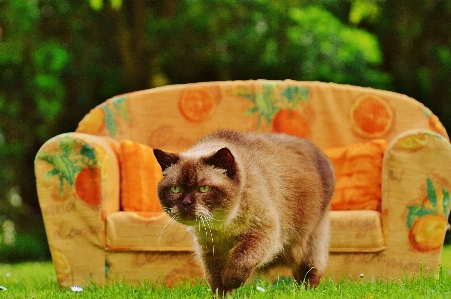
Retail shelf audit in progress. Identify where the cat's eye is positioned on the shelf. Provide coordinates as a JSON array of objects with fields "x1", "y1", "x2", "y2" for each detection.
[
  {"x1": 170, "y1": 185, "x2": 181, "y2": 193},
  {"x1": 199, "y1": 185, "x2": 210, "y2": 193}
]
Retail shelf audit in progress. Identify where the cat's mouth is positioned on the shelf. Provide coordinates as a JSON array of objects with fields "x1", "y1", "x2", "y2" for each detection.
[
  {"x1": 165, "y1": 204, "x2": 215, "y2": 226},
  {"x1": 177, "y1": 211, "x2": 197, "y2": 222},
  {"x1": 161, "y1": 204, "x2": 196, "y2": 222}
]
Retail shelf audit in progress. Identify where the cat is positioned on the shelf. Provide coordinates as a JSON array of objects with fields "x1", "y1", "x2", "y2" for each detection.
[{"x1": 153, "y1": 130, "x2": 335, "y2": 297}]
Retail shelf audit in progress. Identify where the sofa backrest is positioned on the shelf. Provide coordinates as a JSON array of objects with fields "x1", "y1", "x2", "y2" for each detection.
[{"x1": 76, "y1": 80, "x2": 448, "y2": 151}]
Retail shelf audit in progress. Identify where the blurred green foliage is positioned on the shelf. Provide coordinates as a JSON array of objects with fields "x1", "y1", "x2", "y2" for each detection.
[{"x1": 0, "y1": 0, "x2": 450, "y2": 261}]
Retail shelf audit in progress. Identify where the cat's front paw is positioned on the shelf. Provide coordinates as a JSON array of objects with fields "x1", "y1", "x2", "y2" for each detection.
[{"x1": 222, "y1": 266, "x2": 252, "y2": 290}]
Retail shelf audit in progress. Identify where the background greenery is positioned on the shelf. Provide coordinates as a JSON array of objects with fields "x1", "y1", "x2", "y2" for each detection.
[{"x1": 0, "y1": 0, "x2": 450, "y2": 261}]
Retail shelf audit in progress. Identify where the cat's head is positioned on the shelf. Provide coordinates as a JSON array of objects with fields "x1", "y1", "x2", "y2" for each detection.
[{"x1": 153, "y1": 147, "x2": 241, "y2": 226}]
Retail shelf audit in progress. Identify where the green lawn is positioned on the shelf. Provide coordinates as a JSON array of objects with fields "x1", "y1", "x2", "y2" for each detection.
[
  {"x1": 442, "y1": 244, "x2": 451, "y2": 273},
  {"x1": 0, "y1": 245, "x2": 450, "y2": 298}
]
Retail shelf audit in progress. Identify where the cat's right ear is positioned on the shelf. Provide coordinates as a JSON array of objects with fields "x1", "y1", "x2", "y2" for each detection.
[
  {"x1": 205, "y1": 147, "x2": 237, "y2": 179},
  {"x1": 153, "y1": 149, "x2": 180, "y2": 172}
]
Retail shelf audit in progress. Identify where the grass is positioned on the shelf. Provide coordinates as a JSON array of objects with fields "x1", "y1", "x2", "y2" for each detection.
[{"x1": 0, "y1": 245, "x2": 450, "y2": 298}]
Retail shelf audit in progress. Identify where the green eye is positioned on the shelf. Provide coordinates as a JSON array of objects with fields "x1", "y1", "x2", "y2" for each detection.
[
  {"x1": 170, "y1": 185, "x2": 181, "y2": 193},
  {"x1": 199, "y1": 185, "x2": 210, "y2": 193}
]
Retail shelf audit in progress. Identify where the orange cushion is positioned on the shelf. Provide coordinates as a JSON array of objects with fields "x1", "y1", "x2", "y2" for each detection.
[
  {"x1": 119, "y1": 139, "x2": 385, "y2": 212},
  {"x1": 119, "y1": 140, "x2": 164, "y2": 212},
  {"x1": 324, "y1": 140, "x2": 387, "y2": 211}
]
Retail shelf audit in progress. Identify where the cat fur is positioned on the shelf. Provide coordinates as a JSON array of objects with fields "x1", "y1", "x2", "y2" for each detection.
[{"x1": 153, "y1": 130, "x2": 335, "y2": 297}]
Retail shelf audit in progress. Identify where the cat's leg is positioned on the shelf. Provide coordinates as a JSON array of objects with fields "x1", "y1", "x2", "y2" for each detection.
[
  {"x1": 222, "y1": 229, "x2": 277, "y2": 290},
  {"x1": 293, "y1": 263, "x2": 322, "y2": 288},
  {"x1": 201, "y1": 250, "x2": 231, "y2": 297},
  {"x1": 293, "y1": 213, "x2": 330, "y2": 288}
]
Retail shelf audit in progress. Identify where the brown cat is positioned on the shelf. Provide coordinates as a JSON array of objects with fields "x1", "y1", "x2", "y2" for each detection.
[{"x1": 153, "y1": 130, "x2": 335, "y2": 297}]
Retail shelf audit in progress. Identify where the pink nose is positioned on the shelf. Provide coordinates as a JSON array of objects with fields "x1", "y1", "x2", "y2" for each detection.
[{"x1": 181, "y1": 193, "x2": 194, "y2": 208}]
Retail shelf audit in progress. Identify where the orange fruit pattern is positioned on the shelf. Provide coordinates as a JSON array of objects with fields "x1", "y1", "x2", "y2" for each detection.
[
  {"x1": 179, "y1": 88, "x2": 215, "y2": 122},
  {"x1": 37, "y1": 137, "x2": 104, "y2": 207},
  {"x1": 233, "y1": 84, "x2": 311, "y2": 136},
  {"x1": 350, "y1": 95, "x2": 394, "y2": 138},
  {"x1": 408, "y1": 214, "x2": 447, "y2": 252},
  {"x1": 272, "y1": 109, "x2": 309, "y2": 138},
  {"x1": 75, "y1": 167, "x2": 102, "y2": 206},
  {"x1": 407, "y1": 177, "x2": 450, "y2": 252}
]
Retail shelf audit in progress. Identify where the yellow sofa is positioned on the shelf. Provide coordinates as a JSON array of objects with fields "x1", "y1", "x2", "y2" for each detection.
[{"x1": 35, "y1": 80, "x2": 451, "y2": 287}]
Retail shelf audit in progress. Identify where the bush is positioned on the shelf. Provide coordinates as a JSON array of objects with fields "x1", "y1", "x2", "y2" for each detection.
[{"x1": 0, "y1": 218, "x2": 50, "y2": 263}]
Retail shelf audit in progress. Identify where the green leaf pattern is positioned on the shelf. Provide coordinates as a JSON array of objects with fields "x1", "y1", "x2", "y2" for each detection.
[
  {"x1": 281, "y1": 85, "x2": 310, "y2": 107},
  {"x1": 406, "y1": 178, "x2": 450, "y2": 229},
  {"x1": 102, "y1": 105, "x2": 117, "y2": 137},
  {"x1": 443, "y1": 187, "x2": 450, "y2": 217},
  {"x1": 426, "y1": 178, "x2": 437, "y2": 209},
  {"x1": 101, "y1": 96, "x2": 132, "y2": 137},
  {"x1": 233, "y1": 83, "x2": 310, "y2": 129},
  {"x1": 36, "y1": 137, "x2": 98, "y2": 196},
  {"x1": 112, "y1": 96, "x2": 131, "y2": 121}
]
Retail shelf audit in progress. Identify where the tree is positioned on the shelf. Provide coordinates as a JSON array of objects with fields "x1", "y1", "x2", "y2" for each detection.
[{"x1": 375, "y1": 0, "x2": 451, "y2": 131}]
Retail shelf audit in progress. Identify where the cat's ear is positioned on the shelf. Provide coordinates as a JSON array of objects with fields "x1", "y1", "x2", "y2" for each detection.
[
  {"x1": 205, "y1": 148, "x2": 237, "y2": 179},
  {"x1": 153, "y1": 149, "x2": 180, "y2": 172}
]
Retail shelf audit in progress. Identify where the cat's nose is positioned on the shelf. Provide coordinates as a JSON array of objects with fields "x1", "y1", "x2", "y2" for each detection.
[{"x1": 181, "y1": 193, "x2": 194, "y2": 208}]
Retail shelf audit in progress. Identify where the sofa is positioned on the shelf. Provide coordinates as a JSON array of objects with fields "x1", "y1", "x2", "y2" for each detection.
[{"x1": 35, "y1": 80, "x2": 451, "y2": 287}]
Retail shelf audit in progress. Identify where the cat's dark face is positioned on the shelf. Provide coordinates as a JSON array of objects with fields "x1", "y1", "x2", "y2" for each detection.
[{"x1": 153, "y1": 148, "x2": 240, "y2": 226}]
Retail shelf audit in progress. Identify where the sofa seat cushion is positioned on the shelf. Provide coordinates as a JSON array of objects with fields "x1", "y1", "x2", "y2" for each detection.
[
  {"x1": 329, "y1": 210, "x2": 385, "y2": 252},
  {"x1": 106, "y1": 212, "x2": 193, "y2": 251},
  {"x1": 106, "y1": 210, "x2": 385, "y2": 253}
]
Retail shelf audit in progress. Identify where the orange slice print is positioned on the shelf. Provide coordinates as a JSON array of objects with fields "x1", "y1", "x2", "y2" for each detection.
[
  {"x1": 272, "y1": 109, "x2": 309, "y2": 138},
  {"x1": 76, "y1": 106, "x2": 105, "y2": 134},
  {"x1": 350, "y1": 95, "x2": 394, "y2": 138},
  {"x1": 179, "y1": 88, "x2": 215, "y2": 122},
  {"x1": 429, "y1": 113, "x2": 448, "y2": 139},
  {"x1": 94, "y1": 146, "x2": 110, "y2": 180},
  {"x1": 394, "y1": 133, "x2": 428, "y2": 152},
  {"x1": 51, "y1": 248, "x2": 72, "y2": 282}
]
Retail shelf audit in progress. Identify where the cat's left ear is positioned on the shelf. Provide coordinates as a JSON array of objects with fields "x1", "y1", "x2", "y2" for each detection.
[
  {"x1": 205, "y1": 148, "x2": 237, "y2": 179},
  {"x1": 153, "y1": 149, "x2": 180, "y2": 172}
]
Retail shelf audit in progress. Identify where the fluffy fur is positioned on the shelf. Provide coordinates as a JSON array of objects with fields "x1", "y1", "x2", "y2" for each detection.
[{"x1": 153, "y1": 130, "x2": 335, "y2": 297}]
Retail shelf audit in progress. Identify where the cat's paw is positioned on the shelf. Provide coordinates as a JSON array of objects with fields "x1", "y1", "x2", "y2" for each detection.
[{"x1": 222, "y1": 266, "x2": 252, "y2": 290}]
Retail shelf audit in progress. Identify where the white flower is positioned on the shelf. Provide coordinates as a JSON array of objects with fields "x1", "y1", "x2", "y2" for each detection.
[{"x1": 70, "y1": 286, "x2": 83, "y2": 292}]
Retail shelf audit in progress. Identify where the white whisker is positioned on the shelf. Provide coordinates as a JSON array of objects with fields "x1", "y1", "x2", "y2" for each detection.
[
  {"x1": 199, "y1": 215, "x2": 209, "y2": 241},
  {"x1": 206, "y1": 218, "x2": 215, "y2": 255},
  {"x1": 158, "y1": 218, "x2": 174, "y2": 245},
  {"x1": 195, "y1": 206, "x2": 215, "y2": 255},
  {"x1": 158, "y1": 207, "x2": 179, "y2": 245}
]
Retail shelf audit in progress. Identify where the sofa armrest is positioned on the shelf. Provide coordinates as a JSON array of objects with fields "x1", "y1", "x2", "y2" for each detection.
[
  {"x1": 381, "y1": 129, "x2": 451, "y2": 276},
  {"x1": 35, "y1": 132, "x2": 120, "y2": 286}
]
